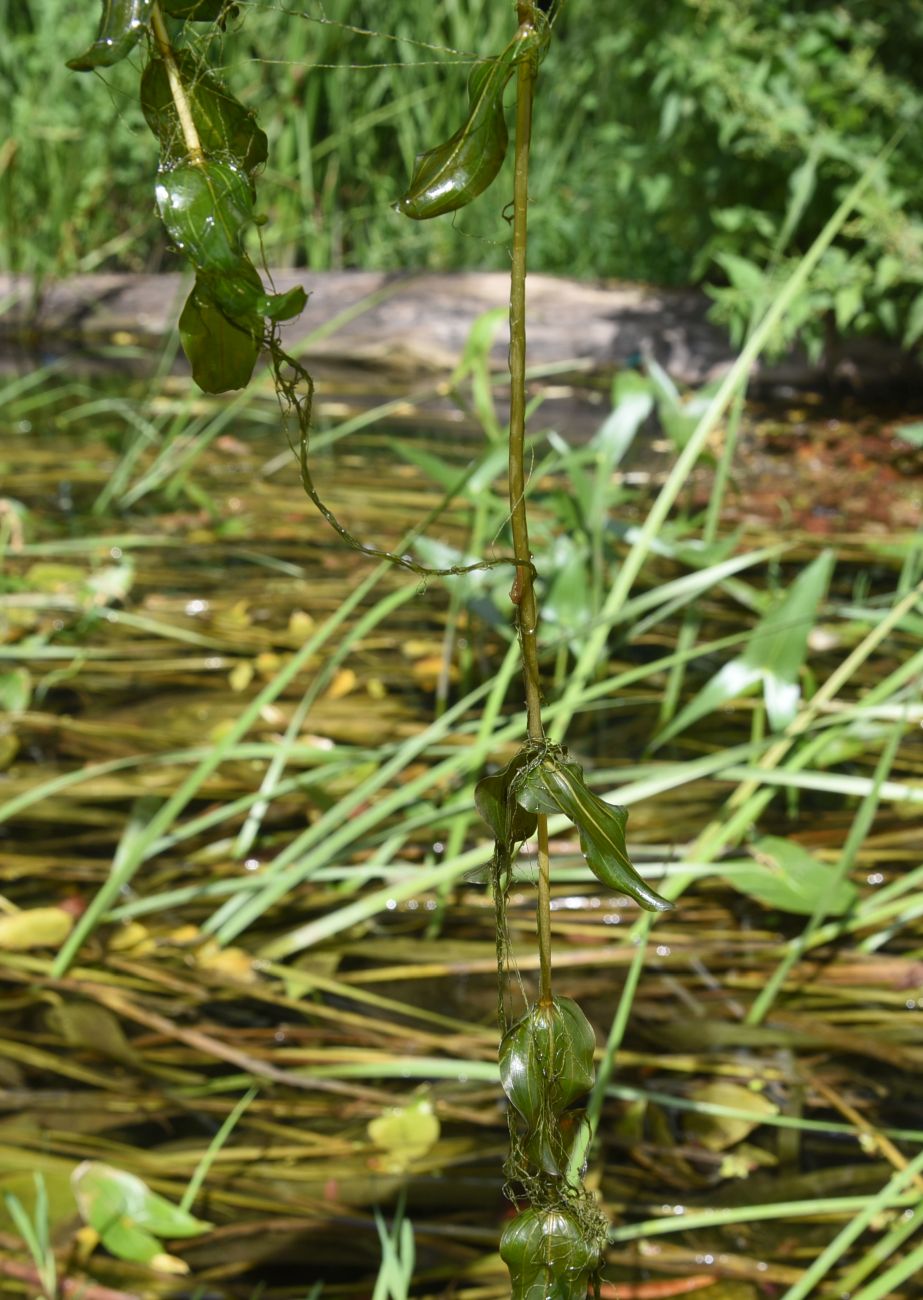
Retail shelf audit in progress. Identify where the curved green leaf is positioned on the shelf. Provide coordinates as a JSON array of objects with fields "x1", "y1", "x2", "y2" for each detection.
[
  {"x1": 396, "y1": 21, "x2": 548, "y2": 220},
  {"x1": 67, "y1": 0, "x2": 152, "y2": 70},
  {"x1": 141, "y1": 52, "x2": 268, "y2": 176},
  {"x1": 179, "y1": 277, "x2": 261, "y2": 393},
  {"x1": 72, "y1": 1164, "x2": 211, "y2": 1242},
  {"x1": 500, "y1": 1206, "x2": 600, "y2": 1300},
  {"x1": 475, "y1": 749, "x2": 539, "y2": 845},
  {"x1": 516, "y1": 756, "x2": 674, "y2": 912}
]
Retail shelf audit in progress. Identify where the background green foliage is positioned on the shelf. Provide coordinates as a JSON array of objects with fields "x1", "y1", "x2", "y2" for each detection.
[{"x1": 2, "y1": 0, "x2": 922, "y2": 352}]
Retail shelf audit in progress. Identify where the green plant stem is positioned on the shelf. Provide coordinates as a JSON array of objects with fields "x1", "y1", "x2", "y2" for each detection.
[
  {"x1": 507, "y1": 6, "x2": 552, "y2": 1006},
  {"x1": 149, "y1": 1, "x2": 204, "y2": 164}
]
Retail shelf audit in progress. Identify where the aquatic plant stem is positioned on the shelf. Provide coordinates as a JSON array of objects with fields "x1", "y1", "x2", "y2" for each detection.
[
  {"x1": 508, "y1": 5, "x2": 551, "y2": 1006},
  {"x1": 149, "y1": 2, "x2": 204, "y2": 164}
]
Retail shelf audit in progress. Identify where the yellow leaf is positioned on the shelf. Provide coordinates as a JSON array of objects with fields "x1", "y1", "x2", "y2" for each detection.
[
  {"x1": 150, "y1": 1252, "x2": 190, "y2": 1275},
  {"x1": 367, "y1": 1096, "x2": 440, "y2": 1173},
  {"x1": 229, "y1": 661, "x2": 254, "y2": 692},
  {"x1": 195, "y1": 939, "x2": 258, "y2": 984},
  {"x1": 255, "y1": 651, "x2": 281, "y2": 678},
  {"x1": 288, "y1": 610, "x2": 315, "y2": 637},
  {"x1": 412, "y1": 655, "x2": 455, "y2": 688},
  {"x1": 686, "y1": 1081, "x2": 778, "y2": 1151},
  {"x1": 0, "y1": 907, "x2": 74, "y2": 951},
  {"x1": 327, "y1": 668, "x2": 357, "y2": 701},
  {"x1": 107, "y1": 922, "x2": 155, "y2": 956}
]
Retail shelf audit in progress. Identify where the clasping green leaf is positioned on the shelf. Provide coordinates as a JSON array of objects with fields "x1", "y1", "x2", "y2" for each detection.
[
  {"x1": 500, "y1": 1206, "x2": 601, "y2": 1300},
  {"x1": 515, "y1": 752, "x2": 674, "y2": 912}
]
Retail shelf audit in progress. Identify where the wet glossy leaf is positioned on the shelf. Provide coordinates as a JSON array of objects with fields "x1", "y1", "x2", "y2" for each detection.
[
  {"x1": 0, "y1": 907, "x2": 73, "y2": 952},
  {"x1": 396, "y1": 22, "x2": 547, "y2": 220},
  {"x1": 67, "y1": 0, "x2": 152, "y2": 70},
  {"x1": 475, "y1": 749, "x2": 538, "y2": 845},
  {"x1": 155, "y1": 161, "x2": 306, "y2": 325},
  {"x1": 655, "y1": 551, "x2": 834, "y2": 745},
  {"x1": 72, "y1": 1162, "x2": 211, "y2": 1265},
  {"x1": 723, "y1": 835, "x2": 858, "y2": 916},
  {"x1": 141, "y1": 52, "x2": 268, "y2": 175},
  {"x1": 516, "y1": 757, "x2": 674, "y2": 912},
  {"x1": 500, "y1": 997, "x2": 595, "y2": 1125},
  {"x1": 179, "y1": 277, "x2": 261, "y2": 393},
  {"x1": 155, "y1": 159, "x2": 253, "y2": 272},
  {"x1": 500, "y1": 1206, "x2": 600, "y2": 1300}
]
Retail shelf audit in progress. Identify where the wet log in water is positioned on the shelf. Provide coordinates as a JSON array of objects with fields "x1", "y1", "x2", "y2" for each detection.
[{"x1": 3, "y1": 270, "x2": 921, "y2": 393}]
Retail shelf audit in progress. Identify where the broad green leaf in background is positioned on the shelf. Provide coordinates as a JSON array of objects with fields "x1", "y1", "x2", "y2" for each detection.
[
  {"x1": 543, "y1": 537, "x2": 592, "y2": 654},
  {"x1": 67, "y1": 0, "x2": 152, "y2": 71},
  {"x1": 592, "y1": 370, "x2": 654, "y2": 463},
  {"x1": 500, "y1": 1206, "x2": 600, "y2": 1300},
  {"x1": 516, "y1": 755, "x2": 674, "y2": 912},
  {"x1": 0, "y1": 668, "x2": 32, "y2": 713},
  {"x1": 646, "y1": 357, "x2": 722, "y2": 452},
  {"x1": 141, "y1": 52, "x2": 268, "y2": 175},
  {"x1": 72, "y1": 1162, "x2": 211, "y2": 1273},
  {"x1": 396, "y1": 21, "x2": 548, "y2": 220},
  {"x1": 654, "y1": 550, "x2": 835, "y2": 747},
  {"x1": 722, "y1": 835, "x2": 859, "y2": 916}
]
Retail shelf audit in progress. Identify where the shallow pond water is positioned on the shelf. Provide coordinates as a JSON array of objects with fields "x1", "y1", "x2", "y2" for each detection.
[{"x1": 1, "y1": 358, "x2": 922, "y2": 1299}]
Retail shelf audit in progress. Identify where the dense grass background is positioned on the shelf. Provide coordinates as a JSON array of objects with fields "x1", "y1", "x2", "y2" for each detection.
[{"x1": 3, "y1": 0, "x2": 922, "y2": 355}]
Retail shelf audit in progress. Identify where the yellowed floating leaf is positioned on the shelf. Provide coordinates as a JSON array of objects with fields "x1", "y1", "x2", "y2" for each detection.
[
  {"x1": 403, "y1": 639, "x2": 444, "y2": 658},
  {"x1": 151, "y1": 1252, "x2": 190, "y2": 1275},
  {"x1": 288, "y1": 609, "x2": 315, "y2": 637},
  {"x1": 167, "y1": 924, "x2": 202, "y2": 946},
  {"x1": 229, "y1": 661, "x2": 254, "y2": 692},
  {"x1": 0, "y1": 906, "x2": 74, "y2": 951},
  {"x1": 107, "y1": 921, "x2": 155, "y2": 956},
  {"x1": 685, "y1": 1080, "x2": 778, "y2": 1151},
  {"x1": 327, "y1": 667, "x2": 357, "y2": 701},
  {"x1": 0, "y1": 731, "x2": 19, "y2": 771},
  {"x1": 411, "y1": 655, "x2": 455, "y2": 688},
  {"x1": 195, "y1": 938, "x2": 258, "y2": 984},
  {"x1": 255, "y1": 651, "x2": 282, "y2": 678},
  {"x1": 367, "y1": 1096, "x2": 440, "y2": 1173}
]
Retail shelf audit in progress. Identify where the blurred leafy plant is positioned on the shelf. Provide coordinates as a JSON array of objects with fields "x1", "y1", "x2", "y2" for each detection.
[{"x1": 601, "y1": 0, "x2": 923, "y2": 356}]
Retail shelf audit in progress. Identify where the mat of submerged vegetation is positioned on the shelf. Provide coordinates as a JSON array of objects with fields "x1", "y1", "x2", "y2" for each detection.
[{"x1": 1, "y1": 360, "x2": 922, "y2": 1299}]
